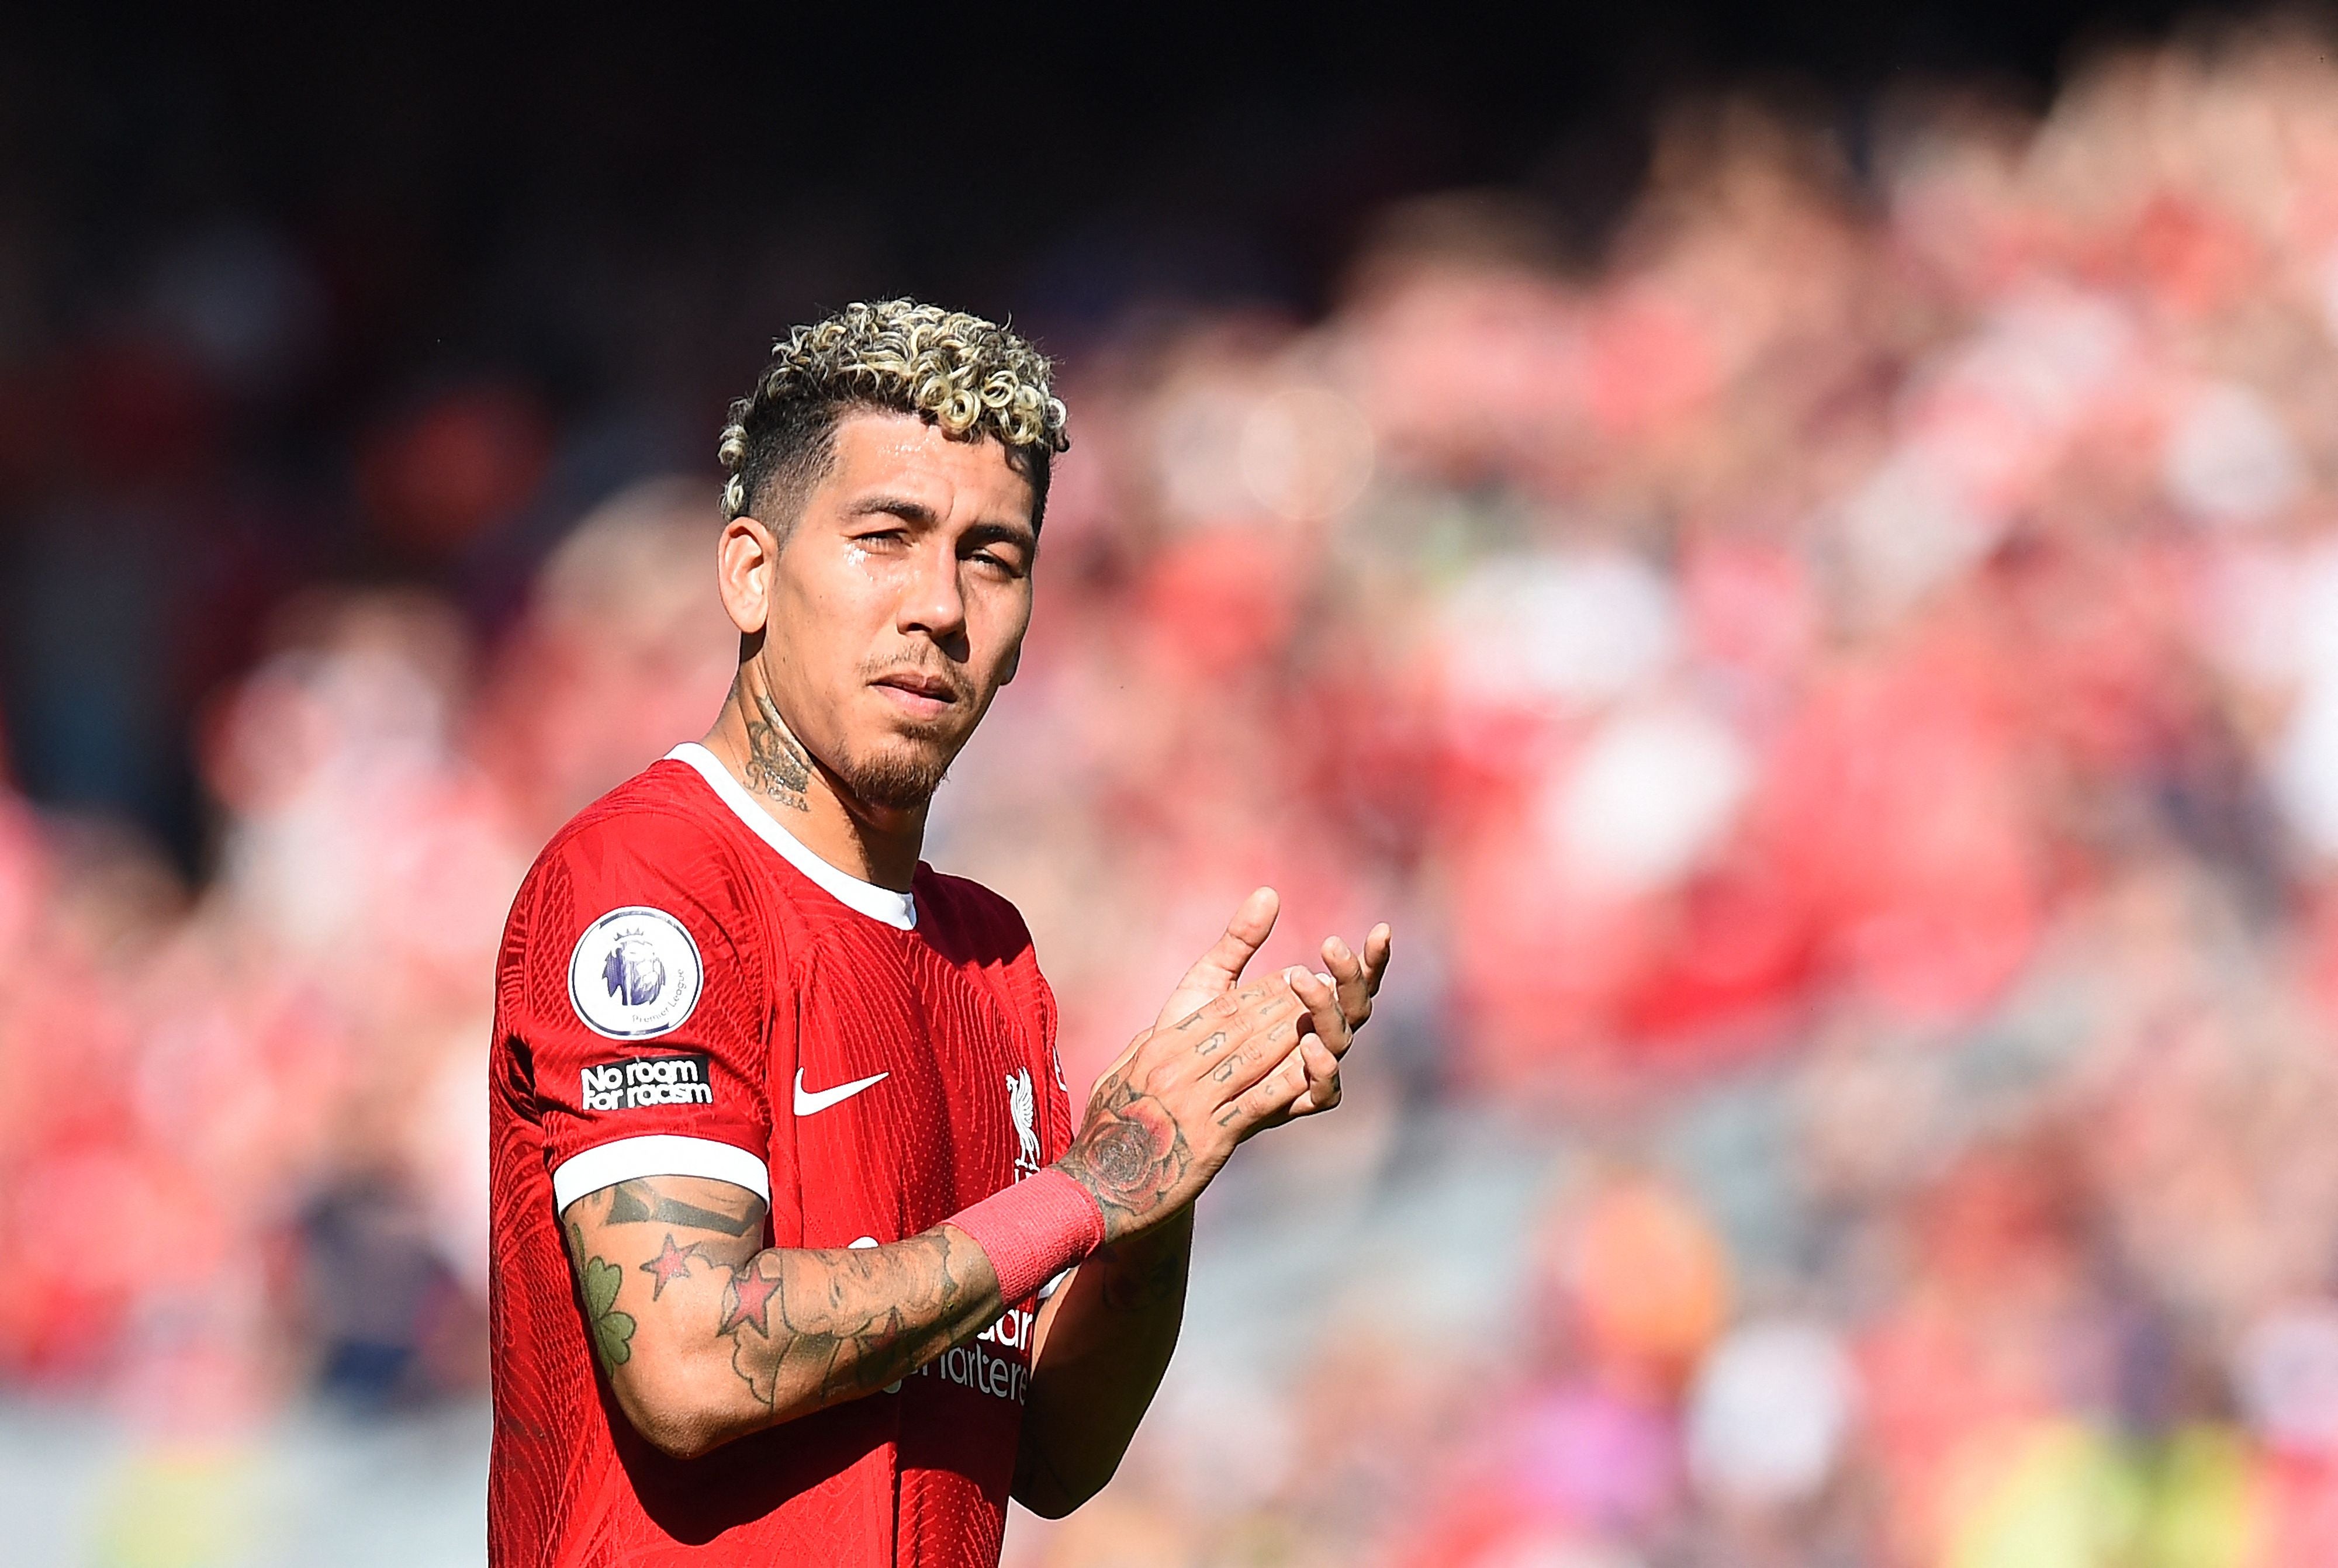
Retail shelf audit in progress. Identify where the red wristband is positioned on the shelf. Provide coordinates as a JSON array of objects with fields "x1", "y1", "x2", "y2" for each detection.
[{"x1": 946, "y1": 1169, "x2": 1106, "y2": 1304}]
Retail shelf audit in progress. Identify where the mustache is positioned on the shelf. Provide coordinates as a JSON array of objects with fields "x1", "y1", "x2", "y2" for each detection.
[{"x1": 858, "y1": 656, "x2": 970, "y2": 702}]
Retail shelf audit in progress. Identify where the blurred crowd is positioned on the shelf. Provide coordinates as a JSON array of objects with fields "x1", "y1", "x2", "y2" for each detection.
[{"x1": 12, "y1": 15, "x2": 2338, "y2": 1566}]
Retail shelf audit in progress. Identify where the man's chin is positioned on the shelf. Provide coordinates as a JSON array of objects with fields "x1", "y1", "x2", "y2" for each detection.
[{"x1": 836, "y1": 742, "x2": 952, "y2": 813}]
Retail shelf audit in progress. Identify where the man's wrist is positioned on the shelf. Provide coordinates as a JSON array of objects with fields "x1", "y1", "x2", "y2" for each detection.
[
  {"x1": 1113, "y1": 1200, "x2": 1194, "y2": 1252},
  {"x1": 1091, "y1": 1203, "x2": 1192, "y2": 1312},
  {"x1": 945, "y1": 1169, "x2": 1106, "y2": 1305}
]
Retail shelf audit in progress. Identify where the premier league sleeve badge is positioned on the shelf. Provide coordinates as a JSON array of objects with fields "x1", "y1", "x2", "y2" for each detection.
[{"x1": 567, "y1": 905, "x2": 704, "y2": 1040}]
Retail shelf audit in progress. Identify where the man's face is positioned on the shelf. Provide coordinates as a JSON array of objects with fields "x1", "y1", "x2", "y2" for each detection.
[{"x1": 742, "y1": 409, "x2": 1037, "y2": 813}]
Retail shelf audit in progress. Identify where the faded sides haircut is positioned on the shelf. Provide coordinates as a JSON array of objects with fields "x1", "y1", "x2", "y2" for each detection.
[{"x1": 717, "y1": 298, "x2": 1071, "y2": 536}]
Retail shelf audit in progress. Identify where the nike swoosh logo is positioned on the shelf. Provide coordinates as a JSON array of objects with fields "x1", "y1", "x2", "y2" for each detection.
[{"x1": 794, "y1": 1068, "x2": 889, "y2": 1116}]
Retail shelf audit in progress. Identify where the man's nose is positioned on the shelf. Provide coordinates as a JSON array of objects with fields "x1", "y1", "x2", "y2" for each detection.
[{"x1": 897, "y1": 539, "x2": 968, "y2": 644}]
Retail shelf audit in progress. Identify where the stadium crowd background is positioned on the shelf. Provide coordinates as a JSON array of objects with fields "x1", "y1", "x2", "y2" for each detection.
[{"x1": 13, "y1": 9, "x2": 2338, "y2": 1566}]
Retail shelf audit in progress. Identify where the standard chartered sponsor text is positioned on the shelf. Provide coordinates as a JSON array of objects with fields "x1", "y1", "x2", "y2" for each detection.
[{"x1": 911, "y1": 1305, "x2": 1036, "y2": 1403}]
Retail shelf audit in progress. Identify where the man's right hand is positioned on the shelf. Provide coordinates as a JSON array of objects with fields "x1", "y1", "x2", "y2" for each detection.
[{"x1": 1054, "y1": 975, "x2": 1312, "y2": 1244}]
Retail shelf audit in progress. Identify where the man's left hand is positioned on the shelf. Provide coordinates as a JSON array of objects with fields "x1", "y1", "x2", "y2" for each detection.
[
  {"x1": 1147, "y1": 885, "x2": 1391, "y2": 1136},
  {"x1": 1237, "y1": 922, "x2": 1391, "y2": 1134}
]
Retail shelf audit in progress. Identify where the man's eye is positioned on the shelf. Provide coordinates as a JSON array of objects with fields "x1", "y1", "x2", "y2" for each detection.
[{"x1": 971, "y1": 552, "x2": 1024, "y2": 576}]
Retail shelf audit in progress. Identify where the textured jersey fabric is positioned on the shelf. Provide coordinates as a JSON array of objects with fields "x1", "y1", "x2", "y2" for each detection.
[{"x1": 488, "y1": 745, "x2": 1075, "y2": 1568}]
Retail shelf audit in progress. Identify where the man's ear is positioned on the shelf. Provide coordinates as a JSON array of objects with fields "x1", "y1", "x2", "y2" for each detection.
[{"x1": 717, "y1": 515, "x2": 779, "y2": 635}]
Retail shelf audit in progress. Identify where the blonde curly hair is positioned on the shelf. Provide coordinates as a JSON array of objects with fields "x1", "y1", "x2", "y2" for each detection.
[{"x1": 718, "y1": 299, "x2": 1069, "y2": 527}]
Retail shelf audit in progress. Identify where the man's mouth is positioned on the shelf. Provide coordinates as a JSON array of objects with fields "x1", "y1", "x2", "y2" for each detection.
[{"x1": 871, "y1": 670, "x2": 963, "y2": 716}]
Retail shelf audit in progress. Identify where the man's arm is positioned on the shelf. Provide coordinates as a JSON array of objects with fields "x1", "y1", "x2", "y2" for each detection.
[
  {"x1": 1011, "y1": 1209, "x2": 1192, "y2": 1517},
  {"x1": 1014, "y1": 899, "x2": 1392, "y2": 1515},
  {"x1": 562, "y1": 973, "x2": 1314, "y2": 1461},
  {"x1": 562, "y1": 1175, "x2": 1005, "y2": 1459}
]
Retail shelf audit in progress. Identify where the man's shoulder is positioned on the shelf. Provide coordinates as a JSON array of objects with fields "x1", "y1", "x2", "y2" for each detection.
[
  {"x1": 914, "y1": 867, "x2": 1037, "y2": 964},
  {"x1": 916, "y1": 866, "x2": 1029, "y2": 932},
  {"x1": 532, "y1": 758, "x2": 738, "y2": 878},
  {"x1": 510, "y1": 759, "x2": 769, "y2": 950}
]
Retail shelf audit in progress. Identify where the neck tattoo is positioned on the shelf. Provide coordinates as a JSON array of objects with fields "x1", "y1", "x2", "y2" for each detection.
[{"x1": 743, "y1": 691, "x2": 814, "y2": 813}]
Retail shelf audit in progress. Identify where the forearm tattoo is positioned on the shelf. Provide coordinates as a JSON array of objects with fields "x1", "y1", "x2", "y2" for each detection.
[
  {"x1": 742, "y1": 690, "x2": 812, "y2": 812},
  {"x1": 711, "y1": 1228, "x2": 985, "y2": 1408},
  {"x1": 568, "y1": 1181, "x2": 999, "y2": 1420}
]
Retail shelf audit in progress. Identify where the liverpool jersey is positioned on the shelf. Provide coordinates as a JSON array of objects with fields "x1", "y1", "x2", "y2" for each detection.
[{"x1": 487, "y1": 743, "x2": 1075, "y2": 1567}]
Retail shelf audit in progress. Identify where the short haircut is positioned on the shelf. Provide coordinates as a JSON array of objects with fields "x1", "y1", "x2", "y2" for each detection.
[{"x1": 717, "y1": 299, "x2": 1070, "y2": 534}]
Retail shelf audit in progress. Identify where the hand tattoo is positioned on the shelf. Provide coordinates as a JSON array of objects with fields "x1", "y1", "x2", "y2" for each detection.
[
  {"x1": 742, "y1": 691, "x2": 812, "y2": 812},
  {"x1": 1057, "y1": 1071, "x2": 1193, "y2": 1243}
]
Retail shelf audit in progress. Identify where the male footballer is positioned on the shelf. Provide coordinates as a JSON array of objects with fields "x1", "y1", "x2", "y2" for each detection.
[{"x1": 486, "y1": 300, "x2": 1392, "y2": 1565}]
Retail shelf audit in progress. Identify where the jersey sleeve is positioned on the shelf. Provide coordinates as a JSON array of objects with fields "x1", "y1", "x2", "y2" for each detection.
[{"x1": 517, "y1": 814, "x2": 779, "y2": 1217}]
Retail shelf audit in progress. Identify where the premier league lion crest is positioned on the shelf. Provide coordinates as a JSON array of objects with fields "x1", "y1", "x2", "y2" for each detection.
[
  {"x1": 603, "y1": 936, "x2": 668, "y2": 1008},
  {"x1": 568, "y1": 906, "x2": 702, "y2": 1039}
]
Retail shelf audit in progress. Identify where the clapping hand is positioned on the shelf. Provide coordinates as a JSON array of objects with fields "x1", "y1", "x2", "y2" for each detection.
[{"x1": 1154, "y1": 887, "x2": 1392, "y2": 1133}]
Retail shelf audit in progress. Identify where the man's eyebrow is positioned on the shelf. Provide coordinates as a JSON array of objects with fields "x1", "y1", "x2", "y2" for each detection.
[
  {"x1": 843, "y1": 494, "x2": 942, "y2": 527},
  {"x1": 962, "y1": 520, "x2": 1037, "y2": 551}
]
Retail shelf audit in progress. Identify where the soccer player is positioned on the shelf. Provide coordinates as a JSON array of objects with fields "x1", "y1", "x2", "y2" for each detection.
[{"x1": 487, "y1": 300, "x2": 1392, "y2": 1566}]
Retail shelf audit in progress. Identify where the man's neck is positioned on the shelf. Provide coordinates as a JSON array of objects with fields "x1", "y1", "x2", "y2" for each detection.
[{"x1": 698, "y1": 686, "x2": 926, "y2": 892}]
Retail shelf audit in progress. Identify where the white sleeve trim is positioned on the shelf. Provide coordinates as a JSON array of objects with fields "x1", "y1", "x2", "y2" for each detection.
[
  {"x1": 1037, "y1": 1266, "x2": 1073, "y2": 1301},
  {"x1": 551, "y1": 1134, "x2": 772, "y2": 1215}
]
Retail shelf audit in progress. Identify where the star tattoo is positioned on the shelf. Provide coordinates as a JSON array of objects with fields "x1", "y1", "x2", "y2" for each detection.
[
  {"x1": 639, "y1": 1234, "x2": 699, "y2": 1301},
  {"x1": 721, "y1": 1262, "x2": 783, "y2": 1337}
]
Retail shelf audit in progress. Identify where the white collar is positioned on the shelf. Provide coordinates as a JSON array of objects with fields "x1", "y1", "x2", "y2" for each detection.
[{"x1": 664, "y1": 743, "x2": 918, "y2": 930}]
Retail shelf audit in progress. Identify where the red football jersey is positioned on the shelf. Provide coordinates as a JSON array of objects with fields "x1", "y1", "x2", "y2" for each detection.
[{"x1": 488, "y1": 743, "x2": 1077, "y2": 1568}]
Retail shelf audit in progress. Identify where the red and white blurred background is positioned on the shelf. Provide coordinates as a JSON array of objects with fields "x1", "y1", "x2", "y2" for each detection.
[{"x1": 12, "y1": 9, "x2": 2338, "y2": 1566}]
